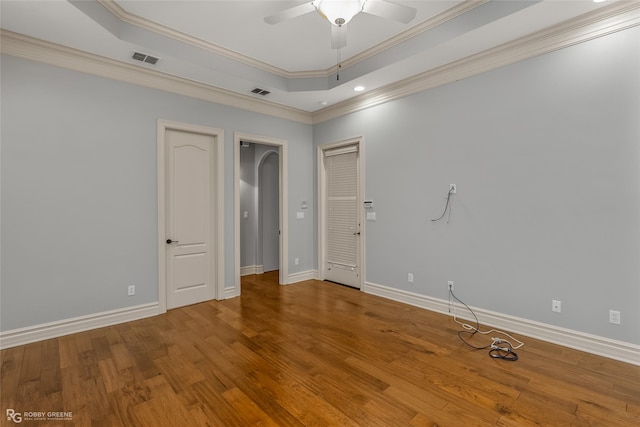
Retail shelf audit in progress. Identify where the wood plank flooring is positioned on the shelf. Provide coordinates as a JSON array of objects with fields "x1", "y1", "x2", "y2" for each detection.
[{"x1": 2, "y1": 271, "x2": 639, "y2": 426}]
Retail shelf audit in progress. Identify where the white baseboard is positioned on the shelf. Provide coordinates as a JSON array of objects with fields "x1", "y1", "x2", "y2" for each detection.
[
  {"x1": 240, "y1": 265, "x2": 264, "y2": 276},
  {"x1": 287, "y1": 269, "x2": 318, "y2": 284},
  {"x1": 5, "y1": 280, "x2": 636, "y2": 366},
  {"x1": 364, "y1": 281, "x2": 640, "y2": 366},
  {"x1": 223, "y1": 286, "x2": 241, "y2": 299},
  {"x1": 0, "y1": 302, "x2": 160, "y2": 350}
]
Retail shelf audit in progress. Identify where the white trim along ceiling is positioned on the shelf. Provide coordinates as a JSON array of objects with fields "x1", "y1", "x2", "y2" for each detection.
[{"x1": 1, "y1": 1, "x2": 638, "y2": 123}]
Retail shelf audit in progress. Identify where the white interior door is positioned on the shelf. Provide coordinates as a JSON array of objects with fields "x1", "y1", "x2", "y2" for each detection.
[
  {"x1": 324, "y1": 144, "x2": 360, "y2": 288},
  {"x1": 165, "y1": 129, "x2": 215, "y2": 309}
]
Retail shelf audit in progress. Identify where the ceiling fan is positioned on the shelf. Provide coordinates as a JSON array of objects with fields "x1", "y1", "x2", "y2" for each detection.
[{"x1": 264, "y1": 0, "x2": 417, "y2": 49}]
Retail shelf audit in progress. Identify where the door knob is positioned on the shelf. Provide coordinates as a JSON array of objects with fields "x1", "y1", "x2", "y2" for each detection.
[{"x1": 166, "y1": 239, "x2": 179, "y2": 244}]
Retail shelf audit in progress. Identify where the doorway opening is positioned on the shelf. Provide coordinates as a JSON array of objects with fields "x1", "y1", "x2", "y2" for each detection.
[
  {"x1": 239, "y1": 144, "x2": 279, "y2": 275},
  {"x1": 258, "y1": 150, "x2": 280, "y2": 274},
  {"x1": 234, "y1": 133, "x2": 288, "y2": 294}
]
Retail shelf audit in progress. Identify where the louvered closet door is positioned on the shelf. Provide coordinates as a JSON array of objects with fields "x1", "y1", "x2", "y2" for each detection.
[{"x1": 325, "y1": 145, "x2": 360, "y2": 288}]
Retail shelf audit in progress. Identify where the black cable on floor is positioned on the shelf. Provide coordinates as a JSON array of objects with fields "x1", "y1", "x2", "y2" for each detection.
[{"x1": 449, "y1": 289, "x2": 520, "y2": 361}]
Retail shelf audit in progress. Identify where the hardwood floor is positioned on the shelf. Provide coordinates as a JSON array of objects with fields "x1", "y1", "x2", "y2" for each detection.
[{"x1": 2, "y1": 271, "x2": 639, "y2": 426}]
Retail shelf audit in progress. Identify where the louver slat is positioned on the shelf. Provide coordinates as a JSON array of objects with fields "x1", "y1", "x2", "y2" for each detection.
[{"x1": 326, "y1": 149, "x2": 358, "y2": 268}]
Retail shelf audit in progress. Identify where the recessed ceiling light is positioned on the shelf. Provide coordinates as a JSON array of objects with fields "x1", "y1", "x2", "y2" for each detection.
[
  {"x1": 354, "y1": 86, "x2": 365, "y2": 92},
  {"x1": 593, "y1": 0, "x2": 606, "y2": 3}
]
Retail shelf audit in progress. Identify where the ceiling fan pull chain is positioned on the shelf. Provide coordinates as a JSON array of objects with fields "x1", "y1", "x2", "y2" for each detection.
[{"x1": 337, "y1": 28, "x2": 342, "y2": 81}]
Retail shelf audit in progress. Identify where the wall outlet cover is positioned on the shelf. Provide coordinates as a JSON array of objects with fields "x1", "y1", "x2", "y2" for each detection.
[{"x1": 609, "y1": 310, "x2": 621, "y2": 325}]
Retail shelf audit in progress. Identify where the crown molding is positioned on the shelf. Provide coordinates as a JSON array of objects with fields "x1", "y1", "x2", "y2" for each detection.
[
  {"x1": 97, "y1": 0, "x2": 488, "y2": 79},
  {"x1": 337, "y1": 0, "x2": 488, "y2": 71},
  {"x1": 98, "y1": 0, "x2": 328, "y2": 79},
  {"x1": 312, "y1": 0, "x2": 640, "y2": 124},
  {"x1": 2, "y1": 2, "x2": 638, "y2": 126},
  {"x1": 96, "y1": 0, "x2": 318, "y2": 78},
  {"x1": 0, "y1": 29, "x2": 313, "y2": 124}
]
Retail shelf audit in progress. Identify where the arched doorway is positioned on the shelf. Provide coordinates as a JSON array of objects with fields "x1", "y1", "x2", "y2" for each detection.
[{"x1": 258, "y1": 151, "x2": 280, "y2": 273}]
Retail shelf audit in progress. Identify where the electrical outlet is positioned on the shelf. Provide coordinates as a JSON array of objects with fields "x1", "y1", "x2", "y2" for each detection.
[
  {"x1": 552, "y1": 300, "x2": 561, "y2": 313},
  {"x1": 449, "y1": 184, "x2": 456, "y2": 194},
  {"x1": 609, "y1": 310, "x2": 621, "y2": 325},
  {"x1": 408, "y1": 273, "x2": 414, "y2": 284},
  {"x1": 448, "y1": 281, "x2": 454, "y2": 291},
  {"x1": 128, "y1": 285, "x2": 135, "y2": 296},
  {"x1": 295, "y1": 257, "x2": 299, "y2": 265}
]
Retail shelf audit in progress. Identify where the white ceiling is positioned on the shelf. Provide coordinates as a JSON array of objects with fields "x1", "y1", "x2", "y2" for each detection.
[{"x1": 0, "y1": 0, "x2": 615, "y2": 112}]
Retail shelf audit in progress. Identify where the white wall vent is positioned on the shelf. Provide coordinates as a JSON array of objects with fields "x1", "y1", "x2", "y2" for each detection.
[
  {"x1": 251, "y1": 88, "x2": 271, "y2": 96},
  {"x1": 132, "y1": 52, "x2": 160, "y2": 65}
]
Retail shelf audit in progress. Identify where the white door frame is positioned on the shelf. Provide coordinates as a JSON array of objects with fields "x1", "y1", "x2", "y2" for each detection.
[
  {"x1": 234, "y1": 132, "x2": 289, "y2": 290},
  {"x1": 157, "y1": 119, "x2": 225, "y2": 313},
  {"x1": 317, "y1": 136, "x2": 365, "y2": 288}
]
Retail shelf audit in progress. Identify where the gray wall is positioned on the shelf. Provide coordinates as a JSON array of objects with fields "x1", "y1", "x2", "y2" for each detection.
[
  {"x1": 314, "y1": 26, "x2": 640, "y2": 344},
  {"x1": 240, "y1": 143, "x2": 257, "y2": 268},
  {"x1": 1, "y1": 55, "x2": 313, "y2": 331},
  {"x1": 2, "y1": 24, "x2": 638, "y2": 347},
  {"x1": 259, "y1": 152, "x2": 280, "y2": 272}
]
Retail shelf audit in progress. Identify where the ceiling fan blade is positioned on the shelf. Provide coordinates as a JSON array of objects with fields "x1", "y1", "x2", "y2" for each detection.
[
  {"x1": 264, "y1": 2, "x2": 317, "y2": 25},
  {"x1": 331, "y1": 24, "x2": 347, "y2": 49},
  {"x1": 362, "y1": 0, "x2": 417, "y2": 24}
]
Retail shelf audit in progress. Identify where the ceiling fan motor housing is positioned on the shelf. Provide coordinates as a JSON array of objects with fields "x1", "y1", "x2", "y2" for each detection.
[{"x1": 314, "y1": 0, "x2": 367, "y2": 26}]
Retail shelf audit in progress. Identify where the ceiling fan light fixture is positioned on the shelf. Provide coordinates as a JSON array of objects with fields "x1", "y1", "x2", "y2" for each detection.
[{"x1": 314, "y1": 0, "x2": 367, "y2": 26}]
